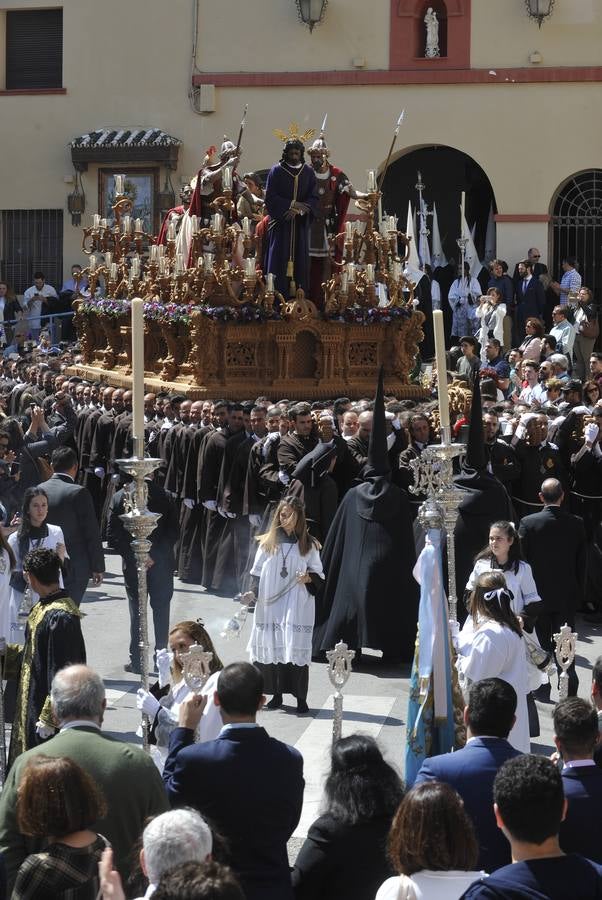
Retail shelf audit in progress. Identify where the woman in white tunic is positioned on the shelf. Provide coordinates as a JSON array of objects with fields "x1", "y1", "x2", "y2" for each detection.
[
  {"x1": 7, "y1": 486, "x2": 66, "y2": 645},
  {"x1": 456, "y1": 571, "x2": 530, "y2": 753},
  {"x1": 244, "y1": 497, "x2": 323, "y2": 714},
  {"x1": 474, "y1": 287, "x2": 507, "y2": 353},
  {"x1": 136, "y1": 619, "x2": 223, "y2": 771}
]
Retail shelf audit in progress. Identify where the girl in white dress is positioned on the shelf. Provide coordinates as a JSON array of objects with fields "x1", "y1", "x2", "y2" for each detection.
[
  {"x1": 465, "y1": 521, "x2": 542, "y2": 620},
  {"x1": 0, "y1": 531, "x2": 15, "y2": 642},
  {"x1": 456, "y1": 571, "x2": 530, "y2": 752},
  {"x1": 244, "y1": 497, "x2": 323, "y2": 714},
  {"x1": 474, "y1": 287, "x2": 507, "y2": 354},
  {"x1": 136, "y1": 619, "x2": 223, "y2": 771},
  {"x1": 8, "y1": 487, "x2": 66, "y2": 645}
]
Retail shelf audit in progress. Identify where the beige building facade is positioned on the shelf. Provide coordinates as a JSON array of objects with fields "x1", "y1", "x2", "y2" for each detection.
[{"x1": 1, "y1": 0, "x2": 601, "y2": 294}]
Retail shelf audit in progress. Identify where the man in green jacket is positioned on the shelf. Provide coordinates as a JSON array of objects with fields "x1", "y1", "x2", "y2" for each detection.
[{"x1": 0, "y1": 664, "x2": 168, "y2": 893}]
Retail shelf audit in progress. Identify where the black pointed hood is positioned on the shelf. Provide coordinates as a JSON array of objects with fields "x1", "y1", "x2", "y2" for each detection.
[
  {"x1": 356, "y1": 368, "x2": 402, "y2": 521},
  {"x1": 464, "y1": 374, "x2": 487, "y2": 472},
  {"x1": 364, "y1": 366, "x2": 390, "y2": 479}
]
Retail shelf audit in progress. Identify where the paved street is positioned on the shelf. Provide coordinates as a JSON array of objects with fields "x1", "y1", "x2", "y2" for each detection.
[{"x1": 81, "y1": 547, "x2": 602, "y2": 852}]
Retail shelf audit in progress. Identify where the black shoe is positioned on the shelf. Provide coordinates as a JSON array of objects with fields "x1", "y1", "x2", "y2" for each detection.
[
  {"x1": 124, "y1": 662, "x2": 141, "y2": 675},
  {"x1": 533, "y1": 684, "x2": 552, "y2": 703},
  {"x1": 265, "y1": 693, "x2": 283, "y2": 710},
  {"x1": 296, "y1": 699, "x2": 310, "y2": 714}
]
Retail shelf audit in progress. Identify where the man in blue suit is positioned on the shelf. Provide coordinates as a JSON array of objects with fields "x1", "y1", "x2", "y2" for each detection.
[
  {"x1": 554, "y1": 696, "x2": 602, "y2": 863},
  {"x1": 163, "y1": 661, "x2": 304, "y2": 900},
  {"x1": 415, "y1": 678, "x2": 520, "y2": 872}
]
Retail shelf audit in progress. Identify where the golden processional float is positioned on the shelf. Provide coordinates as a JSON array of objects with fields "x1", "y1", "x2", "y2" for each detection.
[{"x1": 69, "y1": 144, "x2": 427, "y2": 401}]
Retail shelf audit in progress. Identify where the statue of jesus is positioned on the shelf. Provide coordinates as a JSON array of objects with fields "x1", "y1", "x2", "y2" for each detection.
[{"x1": 424, "y1": 7, "x2": 440, "y2": 59}]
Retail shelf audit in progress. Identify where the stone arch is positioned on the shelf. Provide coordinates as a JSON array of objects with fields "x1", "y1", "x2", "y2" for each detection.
[{"x1": 379, "y1": 143, "x2": 497, "y2": 266}]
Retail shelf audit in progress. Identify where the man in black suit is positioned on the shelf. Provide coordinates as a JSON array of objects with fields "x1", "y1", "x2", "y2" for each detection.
[
  {"x1": 163, "y1": 661, "x2": 304, "y2": 900},
  {"x1": 515, "y1": 259, "x2": 546, "y2": 338},
  {"x1": 519, "y1": 478, "x2": 586, "y2": 698},
  {"x1": 415, "y1": 678, "x2": 520, "y2": 872},
  {"x1": 41, "y1": 445, "x2": 104, "y2": 605},
  {"x1": 554, "y1": 697, "x2": 602, "y2": 863}
]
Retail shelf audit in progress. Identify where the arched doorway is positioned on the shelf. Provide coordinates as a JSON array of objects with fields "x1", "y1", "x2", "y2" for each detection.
[
  {"x1": 551, "y1": 170, "x2": 602, "y2": 297},
  {"x1": 380, "y1": 145, "x2": 497, "y2": 267}
]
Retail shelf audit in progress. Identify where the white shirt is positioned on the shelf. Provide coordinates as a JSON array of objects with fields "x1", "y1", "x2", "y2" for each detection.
[{"x1": 376, "y1": 870, "x2": 485, "y2": 900}]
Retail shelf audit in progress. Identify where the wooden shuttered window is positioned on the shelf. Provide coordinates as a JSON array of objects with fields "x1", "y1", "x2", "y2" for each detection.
[{"x1": 6, "y1": 8, "x2": 63, "y2": 90}]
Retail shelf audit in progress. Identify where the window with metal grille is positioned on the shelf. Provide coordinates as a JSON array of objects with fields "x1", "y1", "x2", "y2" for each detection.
[
  {"x1": 0, "y1": 210, "x2": 63, "y2": 295},
  {"x1": 6, "y1": 8, "x2": 63, "y2": 90},
  {"x1": 552, "y1": 170, "x2": 602, "y2": 300}
]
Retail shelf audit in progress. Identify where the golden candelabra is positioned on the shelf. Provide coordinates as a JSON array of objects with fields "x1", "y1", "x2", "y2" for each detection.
[{"x1": 323, "y1": 190, "x2": 417, "y2": 315}]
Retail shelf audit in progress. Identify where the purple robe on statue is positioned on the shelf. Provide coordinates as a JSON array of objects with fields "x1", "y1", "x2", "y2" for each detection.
[{"x1": 265, "y1": 162, "x2": 319, "y2": 298}]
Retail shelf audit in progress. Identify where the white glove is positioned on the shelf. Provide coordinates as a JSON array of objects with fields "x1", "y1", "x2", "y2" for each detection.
[
  {"x1": 94, "y1": 466, "x2": 105, "y2": 479},
  {"x1": 501, "y1": 420, "x2": 514, "y2": 436},
  {"x1": 386, "y1": 432, "x2": 396, "y2": 450},
  {"x1": 266, "y1": 431, "x2": 280, "y2": 443},
  {"x1": 183, "y1": 498, "x2": 195, "y2": 509},
  {"x1": 585, "y1": 423, "x2": 599, "y2": 445},
  {"x1": 155, "y1": 647, "x2": 173, "y2": 688},
  {"x1": 203, "y1": 499, "x2": 217, "y2": 511},
  {"x1": 514, "y1": 414, "x2": 535, "y2": 442},
  {"x1": 35, "y1": 720, "x2": 56, "y2": 740},
  {"x1": 136, "y1": 688, "x2": 160, "y2": 718},
  {"x1": 249, "y1": 514, "x2": 262, "y2": 528},
  {"x1": 571, "y1": 406, "x2": 591, "y2": 416},
  {"x1": 278, "y1": 470, "x2": 290, "y2": 485},
  {"x1": 391, "y1": 418, "x2": 401, "y2": 431},
  {"x1": 218, "y1": 506, "x2": 235, "y2": 519}
]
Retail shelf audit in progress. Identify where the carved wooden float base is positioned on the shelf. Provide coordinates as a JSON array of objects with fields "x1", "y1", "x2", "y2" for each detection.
[{"x1": 69, "y1": 307, "x2": 428, "y2": 401}]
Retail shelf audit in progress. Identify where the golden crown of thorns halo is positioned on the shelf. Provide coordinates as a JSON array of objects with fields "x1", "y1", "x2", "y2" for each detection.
[{"x1": 273, "y1": 122, "x2": 316, "y2": 143}]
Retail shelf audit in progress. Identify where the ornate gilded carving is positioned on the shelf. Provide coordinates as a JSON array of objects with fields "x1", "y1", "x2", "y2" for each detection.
[
  {"x1": 225, "y1": 342, "x2": 256, "y2": 368},
  {"x1": 348, "y1": 342, "x2": 378, "y2": 368}
]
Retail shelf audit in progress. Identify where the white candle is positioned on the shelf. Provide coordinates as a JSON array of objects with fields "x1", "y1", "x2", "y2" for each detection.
[
  {"x1": 110, "y1": 262, "x2": 118, "y2": 280},
  {"x1": 245, "y1": 257, "x2": 255, "y2": 277},
  {"x1": 347, "y1": 262, "x2": 355, "y2": 283},
  {"x1": 378, "y1": 283, "x2": 388, "y2": 306},
  {"x1": 89, "y1": 255, "x2": 97, "y2": 272},
  {"x1": 341, "y1": 272, "x2": 348, "y2": 293},
  {"x1": 114, "y1": 175, "x2": 124, "y2": 195},
  {"x1": 211, "y1": 213, "x2": 224, "y2": 233},
  {"x1": 123, "y1": 215, "x2": 131, "y2": 234},
  {"x1": 100, "y1": 218, "x2": 107, "y2": 228},
  {"x1": 223, "y1": 260, "x2": 230, "y2": 272},
  {"x1": 191, "y1": 215, "x2": 199, "y2": 233},
  {"x1": 167, "y1": 222, "x2": 176, "y2": 241},
  {"x1": 196, "y1": 256, "x2": 204, "y2": 269},
  {"x1": 131, "y1": 297, "x2": 145, "y2": 454},
  {"x1": 157, "y1": 244, "x2": 165, "y2": 258},
  {"x1": 433, "y1": 309, "x2": 451, "y2": 434},
  {"x1": 175, "y1": 253, "x2": 184, "y2": 273},
  {"x1": 393, "y1": 260, "x2": 402, "y2": 280},
  {"x1": 104, "y1": 252, "x2": 112, "y2": 268},
  {"x1": 134, "y1": 218, "x2": 143, "y2": 233},
  {"x1": 204, "y1": 253, "x2": 214, "y2": 272},
  {"x1": 461, "y1": 191, "x2": 466, "y2": 223},
  {"x1": 345, "y1": 221, "x2": 353, "y2": 240},
  {"x1": 222, "y1": 166, "x2": 233, "y2": 191},
  {"x1": 242, "y1": 217, "x2": 251, "y2": 237},
  {"x1": 266, "y1": 273, "x2": 274, "y2": 292},
  {"x1": 93, "y1": 214, "x2": 101, "y2": 229},
  {"x1": 131, "y1": 257, "x2": 140, "y2": 277},
  {"x1": 158, "y1": 257, "x2": 167, "y2": 275},
  {"x1": 149, "y1": 245, "x2": 158, "y2": 261},
  {"x1": 365, "y1": 264, "x2": 374, "y2": 283},
  {"x1": 389, "y1": 215, "x2": 396, "y2": 232},
  {"x1": 367, "y1": 170, "x2": 376, "y2": 192}
]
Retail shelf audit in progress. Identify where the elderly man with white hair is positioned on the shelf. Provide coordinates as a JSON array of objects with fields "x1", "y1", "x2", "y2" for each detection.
[
  {"x1": 0, "y1": 664, "x2": 168, "y2": 894},
  {"x1": 99, "y1": 808, "x2": 213, "y2": 900}
]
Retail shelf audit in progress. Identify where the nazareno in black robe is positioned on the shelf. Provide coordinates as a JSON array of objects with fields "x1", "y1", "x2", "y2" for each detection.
[{"x1": 312, "y1": 368, "x2": 419, "y2": 661}]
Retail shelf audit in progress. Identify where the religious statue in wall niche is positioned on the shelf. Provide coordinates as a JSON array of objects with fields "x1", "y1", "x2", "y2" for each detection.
[{"x1": 424, "y1": 7, "x2": 440, "y2": 58}]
